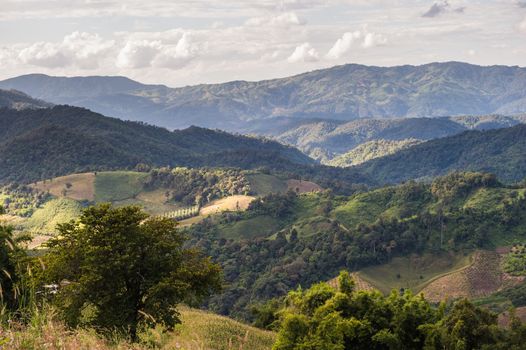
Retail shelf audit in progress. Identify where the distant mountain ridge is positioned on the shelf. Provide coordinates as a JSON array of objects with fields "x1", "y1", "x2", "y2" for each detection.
[
  {"x1": 2, "y1": 62, "x2": 526, "y2": 132},
  {"x1": 273, "y1": 115, "x2": 526, "y2": 162}
]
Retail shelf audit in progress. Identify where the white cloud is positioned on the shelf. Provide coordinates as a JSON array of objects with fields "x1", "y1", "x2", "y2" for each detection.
[
  {"x1": 519, "y1": 17, "x2": 526, "y2": 33},
  {"x1": 116, "y1": 40, "x2": 160, "y2": 69},
  {"x1": 245, "y1": 12, "x2": 304, "y2": 27},
  {"x1": 326, "y1": 31, "x2": 361, "y2": 59},
  {"x1": 326, "y1": 28, "x2": 387, "y2": 59},
  {"x1": 18, "y1": 32, "x2": 113, "y2": 69},
  {"x1": 287, "y1": 42, "x2": 319, "y2": 63},
  {"x1": 117, "y1": 32, "x2": 199, "y2": 69}
]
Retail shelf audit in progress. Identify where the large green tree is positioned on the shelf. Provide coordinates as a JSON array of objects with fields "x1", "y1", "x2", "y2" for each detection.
[{"x1": 43, "y1": 204, "x2": 221, "y2": 338}]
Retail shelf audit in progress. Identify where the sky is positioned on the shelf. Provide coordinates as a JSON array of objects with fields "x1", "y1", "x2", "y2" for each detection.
[{"x1": 1, "y1": 0, "x2": 526, "y2": 87}]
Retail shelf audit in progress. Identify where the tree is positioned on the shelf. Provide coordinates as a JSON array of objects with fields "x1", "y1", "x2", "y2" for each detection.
[{"x1": 43, "y1": 204, "x2": 222, "y2": 339}]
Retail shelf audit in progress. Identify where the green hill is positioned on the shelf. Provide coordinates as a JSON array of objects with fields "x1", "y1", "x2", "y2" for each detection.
[{"x1": 357, "y1": 124, "x2": 526, "y2": 184}]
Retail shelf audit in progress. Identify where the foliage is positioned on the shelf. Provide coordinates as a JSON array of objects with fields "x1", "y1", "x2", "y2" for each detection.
[
  {"x1": 42, "y1": 204, "x2": 222, "y2": 339},
  {"x1": 0, "y1": 184, "x2": 50, "y2": 217},
  {"x1": 0, "y1": 224, "x2": 29, "y2": 313},
  {"x1": 272, "y1": 272, "x2": 526, "y2": 350},
  {"x1": 502, "y1": 244, "x2": 526, "y2": 276}
]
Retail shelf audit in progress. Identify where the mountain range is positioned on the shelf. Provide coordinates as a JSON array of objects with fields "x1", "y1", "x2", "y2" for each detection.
[
  {"x1": 2, "y1": 62, "x2": 526, "y2": 133},
  {"x1": 272, "y1": 114, "x2": 526, "y2": 161}
]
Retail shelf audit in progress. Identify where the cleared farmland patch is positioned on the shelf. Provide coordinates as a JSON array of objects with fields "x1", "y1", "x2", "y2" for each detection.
[
  {"x1": 421, "y1": 250, "x2": 505, "y2": 302},
  {"x1": 357, "y1": 252, "x2": 472, "y2": 294},
  {"x1": 286, "y1": 179, "x2": 322, "y2": 193},
  {"x1": 200, "y1": 195, "x2": 255, "y2": 216},
  {"x1": 31, "y1": 173, "x2": 95, "y2": 201},
  {"x1": 246, "y1": 173, "x2": 287, "y2": 196},
  {"x1": 94, "y1": 171, "x2": 148, "y2": 202}
]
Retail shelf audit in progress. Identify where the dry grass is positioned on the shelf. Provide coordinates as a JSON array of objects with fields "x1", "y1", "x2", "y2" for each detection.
[
  {"x1": 31, "y1": 173, "x2": 96, "y2": 201},
  {"x1": 286, "y1": 180, "x2": 322, "y2": 194},
  {"x1": 199, "y1": 195, "x2": 255, "y2": 216},
  {"x1": 0, "y1": 307, "x2": 275, "y2": 350},
  {"x1": 171, "y1": 307, "x2": 276, "y2": 350}
]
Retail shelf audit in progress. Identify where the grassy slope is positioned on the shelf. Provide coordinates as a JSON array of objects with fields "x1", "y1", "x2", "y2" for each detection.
[
  {"x1": 6, "y1": 307, "x2": 276, "y2": 350},
  {"x1": 174, "y1": 307, "x2": 275, "y2": 350}
]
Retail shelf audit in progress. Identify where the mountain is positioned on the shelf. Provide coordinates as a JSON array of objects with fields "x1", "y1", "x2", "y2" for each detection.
[
  {"x1": 0, "y1": 106, "x2": 314, "y2": 184},
  {"x1": 274, "y1": 114, "x2": 526, "y2": 162},
  {"x1": 0, "y1": 89, "x2": 51, "y2": 110},
  {"x1": 2, "y1": 62, "x2": 526, "y2": 132},
  {"x1": 356, "y1": 124, "x2": 526, "y2": 184}
]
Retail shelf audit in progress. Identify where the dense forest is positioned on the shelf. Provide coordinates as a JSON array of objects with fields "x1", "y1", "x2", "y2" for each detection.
[{"x1": 185, "y1": 172, "x2": 526, "y2": 319}]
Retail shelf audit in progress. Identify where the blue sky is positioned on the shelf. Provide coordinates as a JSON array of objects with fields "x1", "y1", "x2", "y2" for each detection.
[{"x1": 1, "y1": 0, "x2": 525, "y2": 87}]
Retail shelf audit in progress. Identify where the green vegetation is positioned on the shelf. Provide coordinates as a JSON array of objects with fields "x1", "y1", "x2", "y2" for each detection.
[
  {"x1": 502, "y1": 244, "x2": 526, "y2": 276},
  {"x1": 94, "y1": 171, "x2": 149, "y2": 202},
  {"x1": 272, "y1": 272, "x2": 526, "y2": 350},
  {"x1": 145, "y1": 167, "x2": 251, "y2": 205},
  {"x1": 42, "y1": 204, "x2": 221, "y2": 339},
  {"x1": 0, "y1": 184, "x2": 50, "y2": 217},
  {"x1": 328, "y1": 138, "x2": 422, "y2": 167}
]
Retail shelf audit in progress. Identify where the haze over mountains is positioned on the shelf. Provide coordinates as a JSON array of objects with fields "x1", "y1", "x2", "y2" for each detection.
[{"x1": 2, "y1": 62, "x2": 526, "y2": 133}]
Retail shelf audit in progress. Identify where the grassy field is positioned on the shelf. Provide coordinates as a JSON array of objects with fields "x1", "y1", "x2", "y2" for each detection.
[
  {"x1": 94, "y1": 171, "x2": 149, "y2": 202},
  {"x1": 357, "y1": 252, "x2": 473, "y2": 294},
  {"x1": 31, "y1": 172, "x2": 96, "y2": 201},
  {"x1": 246, "y1": 174, "x2": 288, "y2": 196},
  {"x1": 218, "y1": 215, "x2": 283, "y2": 240}
]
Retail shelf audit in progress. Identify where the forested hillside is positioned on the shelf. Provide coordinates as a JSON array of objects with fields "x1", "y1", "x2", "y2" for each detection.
[
  {"x1": 3, "y1": 62, "x2": 526, "y2": 131},
  {"x1": 357, "y1": 124, "x2": 526, "y2": 184},
  {"x1": 185, "y1": 172, "x2": 526, "y2": 319},
  {"x1": 0, "y1": 106, "x2": 315, "y2": 184}
]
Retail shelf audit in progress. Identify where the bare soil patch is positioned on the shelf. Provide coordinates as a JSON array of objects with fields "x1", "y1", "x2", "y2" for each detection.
[{"x1": 31, "y1": 173, "x2": 95, "y2": 201}]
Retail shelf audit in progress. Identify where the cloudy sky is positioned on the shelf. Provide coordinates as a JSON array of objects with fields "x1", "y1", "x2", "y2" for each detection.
[{"x1": 1, "y1": 0, "x2": 526, "y2": 87}]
